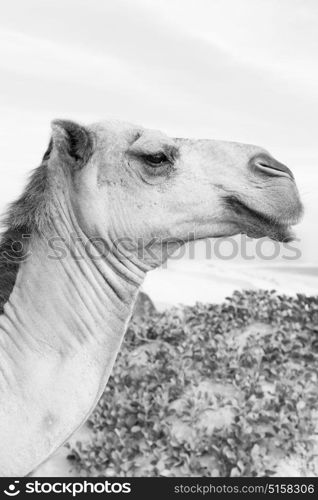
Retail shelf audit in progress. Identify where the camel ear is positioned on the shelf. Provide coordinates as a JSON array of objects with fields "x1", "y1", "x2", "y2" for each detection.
[{"x1": 50, "y1": 119, "x2": 93, "y2": 169}]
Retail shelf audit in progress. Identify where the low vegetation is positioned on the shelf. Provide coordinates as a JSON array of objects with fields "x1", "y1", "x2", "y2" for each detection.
[{"x1": 69, "y1": 290, "x2": 318, "y2": 477}]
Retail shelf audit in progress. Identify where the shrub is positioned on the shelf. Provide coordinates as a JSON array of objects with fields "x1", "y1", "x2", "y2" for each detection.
[{"x1": 69, "y1": 290, "x2": 318, "y2": 477}]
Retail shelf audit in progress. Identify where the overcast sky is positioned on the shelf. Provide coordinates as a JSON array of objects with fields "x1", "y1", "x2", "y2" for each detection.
[{"x1": 1, "y1": 0, "x2": 317, "y2": 263}]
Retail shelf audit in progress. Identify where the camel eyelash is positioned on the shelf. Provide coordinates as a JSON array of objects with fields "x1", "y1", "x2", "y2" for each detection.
[
  {"x1": 127, "y1": 145, "x2": 179, "y2": 177},
  {"x1": 142, "y1": 152, "x2": 171, "y2": 166}
]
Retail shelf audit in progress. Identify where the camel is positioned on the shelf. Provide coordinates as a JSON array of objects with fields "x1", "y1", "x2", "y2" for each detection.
[{"x1": 0, "y1": 119, "x2": 303, "y2": 476}]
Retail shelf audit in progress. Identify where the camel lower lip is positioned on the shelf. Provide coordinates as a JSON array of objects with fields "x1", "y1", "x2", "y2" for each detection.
[
  {"x1": 244, "y1": 213, "x2": 294, "y2": 242},
  {"x1": 224, "y1": 196, "x2": 296, "y2": 242},
  {"x1": 244, "y1": 224, "x2": 294, "y2": 242}
]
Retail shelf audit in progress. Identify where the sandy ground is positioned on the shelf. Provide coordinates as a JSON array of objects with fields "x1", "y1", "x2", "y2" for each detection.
[{"x1": 143, "y1": 261, "x2": 318, "y2": 310}]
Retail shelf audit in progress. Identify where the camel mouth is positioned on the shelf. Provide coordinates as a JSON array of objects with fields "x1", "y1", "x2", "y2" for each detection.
[{"x1": 224, "y1": 195, "x2": 300, "y2": 242}]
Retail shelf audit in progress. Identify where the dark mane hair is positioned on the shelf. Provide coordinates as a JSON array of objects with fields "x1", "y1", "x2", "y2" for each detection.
[{"x1": 0, "y1": 140, "x2": 52, "y2": 314}]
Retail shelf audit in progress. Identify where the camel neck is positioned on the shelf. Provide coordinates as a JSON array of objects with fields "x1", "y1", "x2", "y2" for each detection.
[
  {"x1": 0, "y1": 211, "x2": 145, "y2": 356},
  {"x1": 0, "y1": 203, "x2": 145, "y2": 475}
]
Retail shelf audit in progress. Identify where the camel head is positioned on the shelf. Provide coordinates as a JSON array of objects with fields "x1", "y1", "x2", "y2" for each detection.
[{"x1": 50, "y1": 119, "x2": 303, "y2": 268}]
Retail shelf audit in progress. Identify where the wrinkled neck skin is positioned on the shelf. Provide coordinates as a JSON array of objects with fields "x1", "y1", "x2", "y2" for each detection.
[{"x1": 0, "y1": 195, "x2": 145, "y2": 476}]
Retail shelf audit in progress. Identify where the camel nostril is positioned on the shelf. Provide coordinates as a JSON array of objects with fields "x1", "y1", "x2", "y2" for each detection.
[{"x1": 251, "y1": 154, "x2": 294, "y2": 180}]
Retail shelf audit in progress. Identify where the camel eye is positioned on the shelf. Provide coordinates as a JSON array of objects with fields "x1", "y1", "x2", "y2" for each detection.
[{"x1": 143, "y1": 152, "x2": 169, "y2": 166}]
